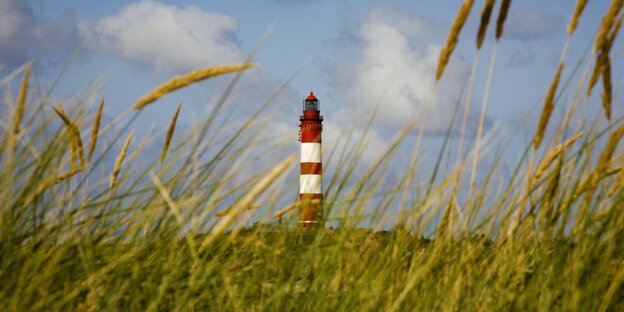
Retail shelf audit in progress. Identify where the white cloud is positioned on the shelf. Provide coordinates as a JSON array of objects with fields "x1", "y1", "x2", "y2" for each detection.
[
  {"x1": 0, "y1": 0, "x2": 81, "y2": 66},
  {"x1": 331, "y1": 5, "x2": 471, "y2": 135},
  {"x1": 84, "y1": 0, "x2": 246, "y2": 73},
  {"x1": 322, "y1": 108, "x2": 390, "y2": 167}
]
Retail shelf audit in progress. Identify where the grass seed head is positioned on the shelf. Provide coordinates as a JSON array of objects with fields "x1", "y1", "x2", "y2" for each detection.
[
  {"x1": 14, "y1": 65, "x2": 30, "y2": 136},
  {"x1": 534, "y1": 62, "x2": 564, "y2": 150},
  {"x1": 110, "y1": 130, "x2": 134, "y2": 190},
  {"x1": 545, "y1": 152, "x2": 564, "y2": 201},
  {"x1": 133, "y1": 63, "x2": 257, "y2": 110},
  {"x1": 160, "y1": 102, "x2": 182, "y2": 163},
  {"x1": 54, "y1": 166, "x2": 85, "y2": 184},
  {"x1": 437, "y1": 196, "x2": 454, "y2": 238},
  {"x1": 608, "y1": 162, "x2": 624, "y2": 196},
  {"x1": 531, "y1": 131, "x2": 583, "y2": 187},
  {"x1": 436, "y1": 0, "x2": 475, "y2": 80},
  {"x1": 587, "y1": 13, "x2": 622, "y2": 97},
  {"x1": 88, "y1": 97, "x2": 104, "y2": 162},
  {"x1": 595, "y1": 122, "x2": 624, "y2": 179},
  {"x1": 495, "y1": 0, "x2": 512, "y2": 40},
  {"x1": 476, "y1": 0, "x2": 496, "y2": 50},
  {"x1": 8, "y1": 64, "x2": 31, "y2": 153},
  {"x1": 52, "y1": 106, "x2": 85, "y2": 168},
  {"x1": 601, "y1": 57, "x2": 612, "y2": 121},
  {"x1": 587, "y1": 53, "x2": 606, "y2": 97},
  {"x1": 69, "y1": 139, "x2": 77, "y2": 170},
  {"x1": 28, "y1": 166, "x2": 85, "y2": 207},
  {"x1": 594, "y1": 0, "x2": 623, "y2": 53},
  {"x1": 578, "y1": 123, "x2": 624, "y2": 197},
  {"x1": 567, "y1": 0, "x2": 588, "y2": 35},
  {"x1": 609, "y1": 13, "x2": 623, "y2": 45}
]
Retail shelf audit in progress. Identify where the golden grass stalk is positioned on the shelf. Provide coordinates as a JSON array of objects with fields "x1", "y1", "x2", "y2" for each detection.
[
  {"x1": 436, "y1": 0, "x2": 475, "y2": 80},
  {"x1": 128, "y1": 134, "x2": 149, "y2": 160},
  {"x1": 587, "y1": 5, "x2": 622, "y2": 96},
  {"x1": 577, "y1": 123, "x2": 624, "y2": 196},
  {"x1": 55, "y1": 106, "x2": 77, "y2": 170},
  {"x1": 8, "y1": 65, "x2": 31, "y2": 153},
  {"x1": 572, "y1": 175, "x2": 589, "y2": 197},
  {"x1": 88, "y1": 97, "x2": 104, "y2": 162},
  {"x1": 606, "y1": 167, "x2": 622, "y2": 177},
  {"x1": 273, "y1": 199, "x2": 322, "y2": 218},
  {"x1": 199, "y1": 155, "x2": 296, "y2": 252},
  {"x1": 543, "y1": 152, "x2": 564, "y2": 208},
  {"x1": 54, "y1": 166, "x2": 85, "y2": 184},
  {"x1": 594, "y1": 0, "x2": 623, "y2": 53},
  {"x1": 160, "y1": 102, "x2": 182, "y2": 163},
  {"x1": 109, "y1": 130, "x2": 134, "y2": 190},
  {"x1": 608, "y1": 182, "x2": 620, "y2": 196},
  {"x1": 611, "y1": 14, "x2": 623, "y2": 43},
  {"x1": 601, "y1": 57, "x2": 613, "y2": 121},
  {"x1": 595, "y1": 15, "x2": 622, "y2": 103},
  {"x1": 595, "y1": 122, "x2": 624, "y2": 179},
  {"x1": 52, "y1": 106, "x2": 85, "y2": 168},
  {"x1": 13, "y1": 65, "x2": 30, "y2": 136},
  {"x1": 575, "y1": 167, "x2": 621, "y2": 197},
  {"x1": 23, "y1": 166, "x2": 85, "y2": 207},
  {"x1": 531, "y1": 131, "x2": 583, "y2": 186},
  {"x1": 150, "y1": 173, "x2": 199, "y2": 261},
  {"x1": 215, "y1": 203, "x2": 262, "y2": 217},
  {"x1": 476, "y1": 0, "x2": 496, "y2": 50},
  {"x1": 436, "y1": 196, "x2": 454, "y2": 238},
  {"x1": 587, "y1": 54, "x2": 606, "y2": 97},
  {"x1": 534, "y1": 62, "x2": 564, "y2": 150},
  {"x1": 567, "y1": 0, "x2": 588, "y2": 35},
  {"x1": 133, "y1": 63, "x2": 257, "y2": 110},
  {"x1": 608, "y1": 163, "x2": 624, "y2": 195},
  {"x1": 273, "y1": 202, "x2": 298, "y2": 218},
  {"x1": 69, "y1": 138, "x2": 77, "y2": 171},
  {"x1": 495, "y1": 0, "x2": 512, "y2": 40}
]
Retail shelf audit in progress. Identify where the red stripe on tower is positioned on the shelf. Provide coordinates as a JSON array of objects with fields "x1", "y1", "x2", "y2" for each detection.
[{"x1": 299, "y1": 92, "x2": 323, "y2": 228}]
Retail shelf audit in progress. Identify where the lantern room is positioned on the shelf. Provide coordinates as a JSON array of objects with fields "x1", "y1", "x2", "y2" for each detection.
[
  {"x1": 303, "y1": 92, "x2": 320, "y2": 111},
  {"x1": 301, "y1": 92, "x2": 323, "y2": 121}
]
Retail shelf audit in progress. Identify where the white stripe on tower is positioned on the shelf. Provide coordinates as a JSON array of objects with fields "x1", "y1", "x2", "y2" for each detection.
[
  {"x1": 300, "y1": 173, "x2": 322, "y2": 194},
  {"x1": 301, "y1": 143, "x2": 322, "y2": 163}
]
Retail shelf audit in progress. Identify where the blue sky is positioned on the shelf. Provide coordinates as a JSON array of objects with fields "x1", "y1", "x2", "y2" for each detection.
[
  {"x1": 2, "y1": 1, "x2": 613, "y2": 127},
  {"x1": 2, "y1": 0, "x2": 613, "y2": 118},
  {"x1": 1, "y1": 0, "x2": 621, "y2": 225}
]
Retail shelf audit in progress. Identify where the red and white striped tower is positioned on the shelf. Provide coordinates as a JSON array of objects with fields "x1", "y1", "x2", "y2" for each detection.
[{"x1": 299, "y1": 92, "x2": 323, "y2": 228}]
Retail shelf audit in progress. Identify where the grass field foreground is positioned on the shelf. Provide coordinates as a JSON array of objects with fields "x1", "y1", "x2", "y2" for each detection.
[{"x1": 2, "y1": 0, "x2": 624, "y2": 310}]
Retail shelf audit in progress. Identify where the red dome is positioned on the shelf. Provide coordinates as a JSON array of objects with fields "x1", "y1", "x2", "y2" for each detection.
[{"x1": 305, "y1": 92, "x2": 318, "y2": 101}]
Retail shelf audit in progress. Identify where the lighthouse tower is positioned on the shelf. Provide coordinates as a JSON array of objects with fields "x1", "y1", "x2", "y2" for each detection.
[{"x1": 299, "y1": 92, "x2": 323, "y2": 228}]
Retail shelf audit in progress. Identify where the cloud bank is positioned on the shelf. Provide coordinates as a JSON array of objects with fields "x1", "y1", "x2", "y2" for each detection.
[
  {"x1": 0, "y1": 0, "x2": 247, "y2": 73},
  {"x1": 84, "y1": 0, "x2": 246, "y2": 73},
  {"x1": 0, "y1": 0, "x2": 81, "y2": 66},
  {"x1": 331, "y1": 6, "x2": 472, "y2": 135}
]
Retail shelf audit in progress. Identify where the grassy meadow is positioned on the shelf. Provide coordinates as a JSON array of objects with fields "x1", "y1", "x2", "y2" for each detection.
[{"x1": 2, "y1": 0, "x2": 624, "y2": 310}]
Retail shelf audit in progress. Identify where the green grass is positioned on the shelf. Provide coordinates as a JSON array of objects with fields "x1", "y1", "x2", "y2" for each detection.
[
  {"x1": 3, "y1": 228, "x2": 623, "y2": 311},
  {"x1": 2, "y1": 1, "x2": 624, "y2": 310}
]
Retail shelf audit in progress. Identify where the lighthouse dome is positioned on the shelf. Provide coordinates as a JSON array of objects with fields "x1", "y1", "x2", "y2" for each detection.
[{"x1": 305, "y1": 92, "x2": 318, "y2": 101}]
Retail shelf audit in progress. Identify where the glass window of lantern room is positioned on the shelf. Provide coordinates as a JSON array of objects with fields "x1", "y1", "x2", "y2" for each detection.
[{"x1": 304, "y1": 100, "x2": 319, "y2": 111}]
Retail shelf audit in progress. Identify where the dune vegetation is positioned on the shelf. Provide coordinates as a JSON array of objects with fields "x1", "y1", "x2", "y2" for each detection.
[{"x1": 2, "y1": 0, "x2": 624, "y2": 310}]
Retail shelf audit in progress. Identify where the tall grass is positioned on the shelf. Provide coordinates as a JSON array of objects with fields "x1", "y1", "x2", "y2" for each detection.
[{"x1": 1, "y1": 1, "x2": 624, "y2": 310}]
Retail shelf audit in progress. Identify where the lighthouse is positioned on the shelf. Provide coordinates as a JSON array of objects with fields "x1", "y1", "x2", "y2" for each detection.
[{"x1": 299, "y1": 92, "x2": 323, "y2": 228}]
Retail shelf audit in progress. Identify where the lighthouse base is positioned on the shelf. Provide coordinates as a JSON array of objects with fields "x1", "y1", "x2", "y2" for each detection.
[{"x1": 298, "y1": 193, "x2": 323, "y2": 228}]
